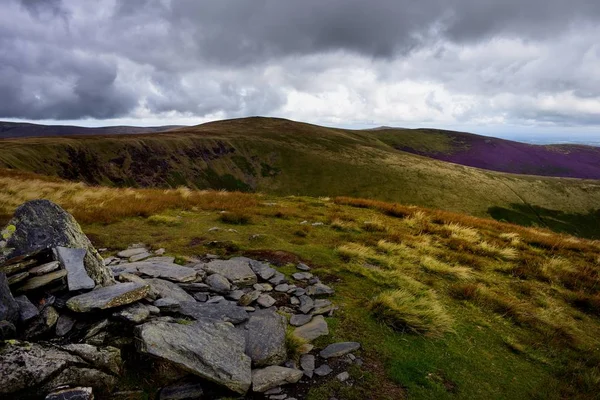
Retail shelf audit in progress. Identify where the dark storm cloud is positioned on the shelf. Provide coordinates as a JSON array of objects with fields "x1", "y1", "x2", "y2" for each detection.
[{"x1": 1, "y1": 0, "x2": 599, "y2": 125}]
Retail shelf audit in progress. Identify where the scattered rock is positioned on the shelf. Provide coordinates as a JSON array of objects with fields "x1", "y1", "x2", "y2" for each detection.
[
  {"x1": 45, "y1": 386, "x2": 94, "y2": 400},
  {"x1": 336, "y1": 371, "x2": 350, "y2": 382},
  {"x1": 0, "y1": 320, "x2": 16, "y2": 339},
  {"x1": 254, "y1": 283, "x2": 273, "y2": 292},
  {"x1": 55, "y1": 246, "x2": 96, "y2": 291},
  {"x1": 121, "y1": 261, "x2": 197, "y2": 283},
  {"x1": 155, "y1": 248, "x2": 166, "y2": 256},
  {"x1": 297, "y1": 263, "x2": 311, "y2": 271},
  {"x1": 244, "y1": 308, "x2": 287, "y2": 367},
  {"x1": 61, "y1": 344, "x2": 122, "y2": 375},
  {"x1": 306, "y1": 283, "x2": 334, "y2": 296},
  {"x1": 146, "y1": 278, "x2": 195, "y2": 302},
  {"x1": 312, "y1": 299, "x2": 334, "y2": 315},
  {"x1": 239, "y1": 290, "x2": 261, "y2": 306},
  {"x1": 269, "y1": 272, "x2": 286, "y2": 286},
  {"x1": 292, "y1": 272, "x2": 313, "y2": 281},
  {"x1": 29, "y1": 261, "x2": 60, "y2": 275},
  {"x1": 0, "y1": 200, "x2": 113, "y2": 286},
  {"x1": 227, "y1": 289, "x2": 245, "y2": 301},
  {"x1": 275, "y1": 284, "x2": 290, "y2": 292},
  {"x1": 25, "y1": 305, "x2": 59, "y2": 339},
  {"x1": 177, "y1": 282, "x2": 210, "y2": 292},
  {"x1": 257, "y1": 294, "x2": 276, "y2": 308},
  {"x1": 193, "y1": 293, "x2": 209, "y2": 302},
  {"x1": 205, "y1": 273, "x2": 231, "y2": 294},
  {"x1": 300, "y1": 354, "x2": 315, "y2": 377},
  {"x1": 314, "y1": 364, "x2": 332, "y2": 377},
  {"x1": 298, "y1": 295, "x2": 314, "y2": 314},
  {"x1": 154, "y1": 298, "x2": 181, "y2": 312},
  {"x1": 117, "y1": 248, "x2": 148, "y2": 259},
  {"x1": 16, "y1": 269, "x2": 68, "y2": 293},
  {"x1": 290, "y1": 314, "x2": 312, "y2": 327},
  {"x1": 1, "y1": 273, "x2": 19, "y2": 323},
  {"x1": 252, "y1": 366, "x2": 303, "y2": 393},
  {"x1": 113, "y1": 302, "x2": 150, "y2": 323},
  {"x1": 293, "y1": 315, "x2": 329, "y2": 342},
  {"x1": 159, "y1": 380, "x2": 204, "y2": 400},
  {"x1": 320, "y1": 342, "x2": 361, "y2": 359},
  {"x1": 14, "y1": 294, "x2": 39, "y2": 322},
  {"x1": 8, "y1": 271, "x2": 29, "y2": 285},
  {"x1": 249, "y1": 260, "x2": 276, "y2": 281},
  {"x1": 204, "y1": 258, "x2": 257, "y2": 287},
  {"x1": 129, "y1": 252, "x2": 152, "y2": 263},
  {"x1": 66, "y1": 282, "x2": 150, "y2": 313},
  {"x1": 135, "y1": 320, "x2": 252, "y2": 394},
  {"x1": 178, "y1": 301, "x2": 249, "y2": 324},
  {"x1": 290, "y1": 297, "x2": 300, "y2": 306},
  {"x1": 56, "y1": 313, "x2": 76, "y2": 336},
  {"x1": 206, "y1": 295, "x2": 225, "y2": 304}
]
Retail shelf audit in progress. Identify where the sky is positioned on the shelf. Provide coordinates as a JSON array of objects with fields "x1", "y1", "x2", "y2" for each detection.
[{"x1": 1, "y1": 0, "x2": 600, "y2": 141}]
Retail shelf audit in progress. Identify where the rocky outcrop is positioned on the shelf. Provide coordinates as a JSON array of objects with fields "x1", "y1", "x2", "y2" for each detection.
[
  {"x1": 0, "y1": 341, "x2": 121, "y2": 398},
  {"x1": 0, "y1": 200, "x2": 113, "y2": 286}
]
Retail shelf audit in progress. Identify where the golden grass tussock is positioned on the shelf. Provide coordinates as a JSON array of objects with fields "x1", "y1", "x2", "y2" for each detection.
[
  {"x1": 369, "y1": 288, "x2": 454, "y2": 337},
  {"x1": 362, "y1": 218, "x2": 389, "y2": 232},
  {"x1": 477, "y1": 241, "x2": 518, "y2": 260},
  {"x1": 147, "y1": 214, "x2": 183, "y2": 226},
  {"x1": 330, "y1": 218, "x2": 358, "y2": 232},
  {"x1": 444, "y1": 222, "x2": 481, "y2": 243},
  {"x1": 420, "y1": 256, "x2": 474, "y2": 281}
]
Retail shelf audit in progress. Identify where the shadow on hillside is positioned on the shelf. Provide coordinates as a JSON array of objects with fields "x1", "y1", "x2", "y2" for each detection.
[{"x1": 488, "y1": 203, "x2": 600, "y2": 239}]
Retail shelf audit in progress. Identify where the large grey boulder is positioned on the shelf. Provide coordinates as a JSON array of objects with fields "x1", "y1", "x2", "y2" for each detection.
[
  {"x1": 135, "y1": 320, "x2": 252, "y2": 394},
  {"x1": 0, "y1": 272, "x2": 19, "y2": 324},
  {"x1": 204, "y1": 258, "x2": 257, "y2": 287},
  {"x1": 205, "y1": 273, "x2": 231, "y2": 294},
  {"x1": 177, "y1": 301, "x2": 249, "y2": 325},
  {"x1": 0, "y1": 200, "x2": 113, "y2": 286},
  {"x1": 244, "y1": 308, "x2": 287, "y2": 367},
  {"x1": 66, "y1": 282, "x2": 150, "y2": 312},
  {"x1": 0, "y1": 341, "x2": 118, "y2": 397},
  {"x1": 55, "y1": 246, "x2": 95, "y2": 291},
  {"x1": 251, "y1": 366, "x2": 303, "y2": 392}
]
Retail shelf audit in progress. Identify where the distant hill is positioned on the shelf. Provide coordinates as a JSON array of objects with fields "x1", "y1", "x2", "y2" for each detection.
[
  {"x1": 372, "y1": 128, "x2": 600, "y2": 179},
  {"x1": 0, "y1": 121, "x2": 183, "y2": 139},
  {"x1": 0, "y1": 117, "x2": 599, "y2": 237}
]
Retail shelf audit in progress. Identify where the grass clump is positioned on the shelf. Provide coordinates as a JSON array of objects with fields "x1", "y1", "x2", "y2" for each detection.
[
  {"x1": 420, "y1": 256, "x2": 473, "y2": 281},
  {"x1": 218, "y1": 211, "x2": 252, "y2": 225},
  {"x1": 369, "y1": 289, "x2": 454, "y2": 337},
  {"x1": 285, "y1": 328, "x2": 308, "y2": 362},
  {"x1": 147, "y1": 214, "x2": 182, "y2": 226}
]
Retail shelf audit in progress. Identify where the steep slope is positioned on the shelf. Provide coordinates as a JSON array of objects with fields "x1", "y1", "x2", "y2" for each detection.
[
  {"x1": 0, "y1": 121, "x2": 182, "y2": 139},
  {"x1": 372, "y1": 128, "x2": 600, "y2": 179},
  {"x1": 1, "y1": 117, "x2": 599, "y2": 237}
]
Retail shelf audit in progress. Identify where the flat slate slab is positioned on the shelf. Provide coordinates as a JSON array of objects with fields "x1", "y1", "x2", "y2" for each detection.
[
  {"x1": 66, "y1": 282, "x2": 150, "y2": 312},
  {"x1": 135, "y1": 320, "x2": 252, "y2": 394},
  {"x1": 178, "y1": 301, "x2": 249, "y2": 325},
  {"x1": 293, "y1": 315, "x2": 329, "y2": 342},
  {"x1": 16, "y1": 270, "x2": 67, "y2": 293},
  {"x1": 145, "y1": 278, "x2": 195, "y2": 302},
  {"x1": 56, "y1": 246, "x2": 95, "y2": 291},
  {"x1": 244, "y1": 309, "x2": 287, "y2": 367},
  {"x1": 121, "y1": 261, "x2": 197, "y2": 283},
  {"x1": 251, "y1": 366, "x2": 303, "y2": 393},
  {"x1": 204, "y1": 258, "x2": 257, "y2": 287},
  {"x1": 319, "y1": 342, "x2": 361, "y2": 359}
]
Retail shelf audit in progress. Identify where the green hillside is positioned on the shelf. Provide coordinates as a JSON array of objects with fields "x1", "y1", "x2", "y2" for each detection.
[{"x1": 1, "y1": 117, "x2": 600, "y2": 237}]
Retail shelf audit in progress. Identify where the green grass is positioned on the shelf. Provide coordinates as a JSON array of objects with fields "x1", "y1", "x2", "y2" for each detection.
[{"x1": 2, "y1": 117, "x2": 600, "y2": 237}]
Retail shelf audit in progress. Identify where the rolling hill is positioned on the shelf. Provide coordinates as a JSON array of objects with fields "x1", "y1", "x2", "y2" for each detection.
[
  {"x1": 1, "y1": 117, "x2": 599, "y2": 238},
  {"x1": 0, "y1": 121, "x2": 182, "y2": 139},
  {"x1": 374, "y1": 127, "x2": 600, "y2": 179}
]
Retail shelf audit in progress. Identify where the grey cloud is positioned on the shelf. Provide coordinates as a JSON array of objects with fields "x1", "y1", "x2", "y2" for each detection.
[{"x1": 1, "y1": 0, "x2": 599, "y2": 125}]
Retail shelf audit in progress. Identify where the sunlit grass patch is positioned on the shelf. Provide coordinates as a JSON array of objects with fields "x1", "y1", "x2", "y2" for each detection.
[
  {"x1": 444, "y1": 222, "x2": 480, "y2": 243},
  {"x1": 420, "y1": 256, "x2": 473, "y2": 281},
  {"x1": 477, "y1": 241, "x2": 518, "y2": 260},
  {"x1": 369, "y1": 288, "x2": 454, "y2": 337},
  {"x1": 147, "y1": 214, "x2": 182, "y2": 226}
]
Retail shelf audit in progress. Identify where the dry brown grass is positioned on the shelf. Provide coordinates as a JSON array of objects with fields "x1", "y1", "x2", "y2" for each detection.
[{"x1": 0, "y1": 169, "x2": 258, "y2": 225}]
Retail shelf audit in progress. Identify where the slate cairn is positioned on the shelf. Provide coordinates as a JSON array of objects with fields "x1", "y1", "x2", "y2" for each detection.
[{"x1": 0, "y1": 200, "x2": 362, "y2": 400}]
